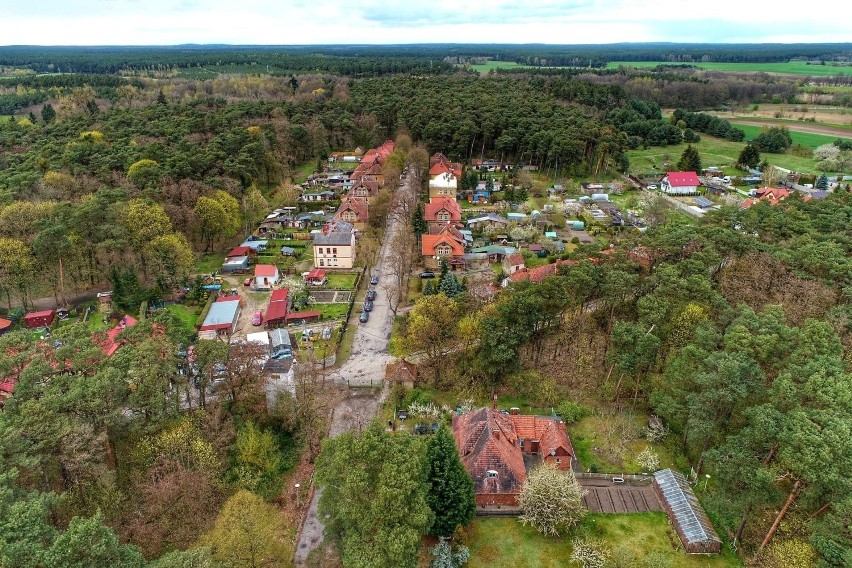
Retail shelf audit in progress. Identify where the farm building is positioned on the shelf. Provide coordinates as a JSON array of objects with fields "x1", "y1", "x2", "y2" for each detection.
[
  {"x1": 661, "y1": 172, "x2": 701, "y2": 196},
  {"x1": 199, "y1": 299, "x2": 241, "y2": 336},
  {"x1": 265, "y1": 288, "x2": 290, "y2": 328},
  {"x1": 23, "y1": 310, "x2": 54, "y2": 329},
  {"x1": 222, "y1": 256, "x2": 249, "y2": 274},
  {"x1": 253, "y1": 264, "x2": 279, "y2": 290},
  {"x1": 653, "y1": 469, "x2": 722, "y2": 554}
]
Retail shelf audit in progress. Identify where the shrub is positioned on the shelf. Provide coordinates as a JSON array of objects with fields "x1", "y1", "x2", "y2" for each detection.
[
  {"x1": 556, "y1": 401, "x2": 590, "y2": 424},
  {"x1": 570, "y1": 539, "x2": 609, "y2": 568}
]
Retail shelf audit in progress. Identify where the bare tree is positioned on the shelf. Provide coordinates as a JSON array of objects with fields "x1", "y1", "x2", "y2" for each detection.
[
  {"x1": 221, "y1": 341, "x2": 270, "y2": 411},
  {"x1": 275, "y1": 359, "x2": 337, "y2": 461},
  {"x1": 384, "y1": 223, "x2": 416, "y2": 316}
]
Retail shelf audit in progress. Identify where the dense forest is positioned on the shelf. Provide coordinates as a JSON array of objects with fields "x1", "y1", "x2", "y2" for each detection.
[{"x1": 2, "y1": 43, "x2": 851, "y2": 76}]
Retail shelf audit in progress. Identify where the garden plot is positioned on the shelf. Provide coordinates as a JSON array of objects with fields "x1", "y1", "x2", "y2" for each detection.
[{"x1": 308, "y1": 290, "x2": 352, "y2": 303}]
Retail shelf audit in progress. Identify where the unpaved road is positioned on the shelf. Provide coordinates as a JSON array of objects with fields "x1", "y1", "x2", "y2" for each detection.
[{"x1": 294, "y1": 171, "x2": 416, "y2": 566}]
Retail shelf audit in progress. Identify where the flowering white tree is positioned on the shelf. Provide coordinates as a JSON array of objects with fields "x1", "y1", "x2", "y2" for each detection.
[
  {"x1": 518, "y1": 462, "x2": 586, "y2": 536},
  {"x1": 636, "y1": 447, "x2": 660, "y2": 472}
]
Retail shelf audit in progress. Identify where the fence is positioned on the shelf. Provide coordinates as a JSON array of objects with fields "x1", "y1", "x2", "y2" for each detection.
[{"x1": 574, "y1": 472, "x2": 654, "y2": 485}]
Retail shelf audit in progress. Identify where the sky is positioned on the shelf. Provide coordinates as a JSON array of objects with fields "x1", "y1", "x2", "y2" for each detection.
[{"x1": 1, "y1": 0, "x2": 850, "y2": 45}]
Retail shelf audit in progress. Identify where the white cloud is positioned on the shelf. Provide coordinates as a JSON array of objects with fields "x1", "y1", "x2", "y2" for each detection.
[{"x1": 0, "y1": 0, "x2": 849, "y2": 44}]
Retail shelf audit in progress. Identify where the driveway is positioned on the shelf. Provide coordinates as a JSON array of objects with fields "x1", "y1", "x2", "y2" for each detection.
[{"x1": 294, "y1": 170, "x2": 416, "y2": 565}]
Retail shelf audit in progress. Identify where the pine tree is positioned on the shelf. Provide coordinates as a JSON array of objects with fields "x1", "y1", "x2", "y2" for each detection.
[
  {"x1": 40, "y1": 103, "x2": 56, "y2": 124},
  {"x1": 438, "y1": 272, "x2": 462, "y2": 298},
  {"x1": 815, "y1": 174, "x2": 828, "y2": 191},
  {"x1": 426, "y1": 424, "x2": 476, "y2": 536},
  {"x1": 412, "y1": 203, "x2": 427, "y2": 235},
  {"x1": 738, "y1": 142, "x2": 761, "y2": 169},
  {"x1": 423, "y1": 280, "x2": 436, "y2": 296},
  {"x1": 677, "y1": 144, "x2": 702, "y2": 173},
  {"x1": 439, "y1": 258, "x2": 449, "y2": 280},
  {"x1": 157, "y1": 89, "x2": 167, "y2": 105}
]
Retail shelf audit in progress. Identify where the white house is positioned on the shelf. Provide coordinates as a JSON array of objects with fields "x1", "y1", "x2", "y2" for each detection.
[
  {"x1": 253, "y1": 264, "x2": 279, "y2": 290},
  {"x1": 312, "y1": 220, "x2": 356, "y2": 269},
  {"x1": 662, "y1": 172, "x2": 701, "y2": 196},
  {"x1": 428, "y1": 172, "x2": 458, "y2": 199}
]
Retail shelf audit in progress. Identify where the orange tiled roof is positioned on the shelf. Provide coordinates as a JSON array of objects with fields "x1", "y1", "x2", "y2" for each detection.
[
  {"x1": 422, "y1": 224, "x2": 466, "y2": 256},
  {"x1": 453, "y1": 408, "x2": 527, "y2": 496},
  {"x1": 424, "y1": 197, "x2": 462, "y2": 222},
  {"x1": 335, "y1": 197, "x2": 369, "y2": 221}
]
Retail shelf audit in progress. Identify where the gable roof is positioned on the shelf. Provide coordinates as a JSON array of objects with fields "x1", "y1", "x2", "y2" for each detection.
[
  {"x1": 510, "y1": 414, "x2": 574, "y2": 459},
  {"x1": 313, "y1": 220, "x2": 355, "y2": 246},
  {"x1": 505, "y1": 253, "x2": 525, "y2": 267},
  {"x1": 227, "y1": 246, "x2": 252, "y2": 258},
  {"x1": 654, "y1": 469, "x2": 722, "y2": 547},
  {"x1": 385, "y1": 359, "x2": 418, "y2": 384},
  {"x1": 98, "y1": 315, "x2": 138, "y2": 357},
  {"x1": 453, "y1": 408, "x2": 527, "y2": 496},
  {"x1": 422, "y1": 225, "x2": 466, "y2": 256},
  {"x1": 666, "y1": 171, "x2": 701, "y2": 186},
  {"x1": 335, "y1": 197, "x2": 368, "y2": 221},
  {"x1": 424, "y1": 197, "x2": 462, "y2": 222},
  {"x1": 429, "y1": 162, "x2": 452, "y2": 177},
  {"x1": 200, "y1": 300, "x2": 240, "y2": 331},
  {"x1": 266, "y1": 288, "x2": 289, "y2": 323}
]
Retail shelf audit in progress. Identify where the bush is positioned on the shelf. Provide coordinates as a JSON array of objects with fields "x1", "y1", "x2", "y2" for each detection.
[{"x1": 556, "y1": 401, "x2": 590, "y2": 424}]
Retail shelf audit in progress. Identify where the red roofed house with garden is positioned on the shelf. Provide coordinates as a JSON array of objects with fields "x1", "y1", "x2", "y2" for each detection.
[
  {"x1": 452, "y1": 407, "x2": 575, "y2": 507},
  {"x1": 661, "y1": 171, "x2": 701, "y2": 196}
]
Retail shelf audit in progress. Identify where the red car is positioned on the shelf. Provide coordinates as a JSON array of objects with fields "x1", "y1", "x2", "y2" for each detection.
[
  {"x1": 243, "y1": 277, "x2": 252, "y2": 287},
  {"x1": 251, "y1": 311, "x2": 263, "y2": 326}
]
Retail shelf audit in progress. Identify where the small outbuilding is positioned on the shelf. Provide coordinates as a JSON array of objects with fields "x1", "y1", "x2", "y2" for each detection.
[
  {"x1": 222, "y1": 256, "x2": 249, "y2": 273},
  {"x1": 653, "y1": 469, "x2": 722, "y2": 554},
  {"x1": 199, "y1": 299, "x2": 241, "y2": 336},
  {"x1": 253, "y1": 264, "x2": 279, "y2": 290},
  {"x1": 23, "y1": 310, "x2": 54, "y2": 329},
  {"x1": 0, "y1": 317, "x2": 12, "y2": 335}
]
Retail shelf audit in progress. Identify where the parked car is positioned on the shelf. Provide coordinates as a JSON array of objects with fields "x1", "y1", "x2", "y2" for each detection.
[
  {"x1": 251, "y1": 311, "x2": 263, "y2": 326},
  {"x1": 243, "y1": 277, "x2": 252, "y2": 287},
  {"x1": 364, "y1": 300, "x2": 374, "y2": 312},
  {"x1": 647, "y1": 184, "x2": 658, "y2": 190},
  {"x1": 359, "y1": 311, "x2": 369, "y2": 323},
  {"x1": 419, "y1": 271, "x2": 435, "y2": 279},
  {"x1": 370, "y1": 275, "x2": 379, "y2": 285},
  {"x1": 366, "y1": 290, "x2": 377, "y2": 301}
]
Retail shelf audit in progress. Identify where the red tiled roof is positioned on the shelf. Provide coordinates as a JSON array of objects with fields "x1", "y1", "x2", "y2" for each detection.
[
  {"x1": 429, "y1": 162, "x2": 451, "y2": 177},
  {"x1": 227, "y1": 246, "x2": 251, "y2": 258},
  {"x1": 335, "y1": 197, "x2": 369, "y2": 221},
  {"x1": 741, "y1": 187, "x2": 795, "y2": 208},
  {"x1": 255, "y1": 264, "x2": 278, "y2": 277},
  {"x1": 506, "y1": 253, "x2": 525, "y2": 267},
  {"x1": 305, "y1": 269, "x2": 327, "y2": 280},
  {"x1": 453, "y1": 408, "x2": 527, "y2": 496},
  {"x1": 424, "y1": 197, "x2": 462, "y2": 223},
  {"x1": 0, "y1": 318, "x2": 11, "y2": 330},
  {"x1": 422, "y1": 226, "x2": 466, "y2": 257},
  {"x1": 510, "y1": 415, "x2": 574, "y2": 460},
  {"x1": 98, "y1": 315, "x2": 138, "y2": 357},
  {"x1": 270, "y1": 288, "x2": 289, "y2": 303},
  {"x1": 666, "y1": 171, "x2": 700, "y2": 187},
  {"x1": 216, "y1": 295, "x2": 240, "y2": 302}
]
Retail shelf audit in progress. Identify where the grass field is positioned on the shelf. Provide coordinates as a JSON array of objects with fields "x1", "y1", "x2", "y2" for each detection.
[
  {"x1": 732, "y1": 123, "x2": 847, "y2": 149},
  {"x1": 325, "y1": 272, "x2": 358, "y2": 290},
  {"x1": 607, "y1": 60, "x2": 852, "y2": 77},
  {"x1": 316, "y1": 303, "x2": 349, "y2": 320},
  {"x1": 165, "y1": 303, "x2": 200, "y2": 332},
  {"x1": 466, "y1": 515, "x2": 740, "y2": 568},
  {"x1": 626, "y1": 133, "x2": 850, "y2": 175}
]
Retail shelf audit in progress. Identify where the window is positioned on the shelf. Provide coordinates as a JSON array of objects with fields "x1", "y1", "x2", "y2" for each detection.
[
  {"x1": 319, "y1": 259, "x2": 324, "y2": 266},
  {"x1": 438, "y1": 211, "x2": 449, "y2": 222},
  {"x1": 485, "y1": 470, "x2": 498, "y2": 479},
  {"x1": 333, "y1": 248, "x2": 337, "y2": 254},
  {"x1": 556, "y1": 458, "x2": 562, "y2": 464},
  {"x1": 435, "y1": 245, "x2": 452, "y2": 256}
]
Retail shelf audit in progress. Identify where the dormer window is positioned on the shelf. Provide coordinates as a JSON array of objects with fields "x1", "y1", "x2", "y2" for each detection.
[
  {"x1": 435, "y1": 244, "x2": 452, "y2": 256},
  {"x1": 486, "y1": 470, "x2": 498, "y2": 479},
  {"x1": 438, "y1": 211, "x2": 450, "y2": 222}
]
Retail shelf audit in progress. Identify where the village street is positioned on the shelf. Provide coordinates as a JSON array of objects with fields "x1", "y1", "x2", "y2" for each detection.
[{"x1": 294, "y1": 170, "x2": 415, "y2": 565}]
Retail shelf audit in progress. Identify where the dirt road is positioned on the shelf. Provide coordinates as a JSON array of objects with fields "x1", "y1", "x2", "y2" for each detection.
[{"x1": 294, "y1": 171, "x2": 416, "y2": 566}]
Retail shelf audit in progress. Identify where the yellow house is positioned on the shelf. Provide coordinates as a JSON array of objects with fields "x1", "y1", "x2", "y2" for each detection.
[{"x1": 312, "y1": 221, "x2": 356, "y2": 269}]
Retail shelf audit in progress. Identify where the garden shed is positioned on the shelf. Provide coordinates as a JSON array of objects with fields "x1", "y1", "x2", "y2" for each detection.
[
  {"x1": 23, "y1": 310, "x2": 54, "y2": 329},
  {"x1": 653, "y1": 469, "x2": 722, "y2": 554}
]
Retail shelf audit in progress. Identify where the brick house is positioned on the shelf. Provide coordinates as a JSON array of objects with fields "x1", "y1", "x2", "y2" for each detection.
[
  {"x1": 421, "y1": 225, "x2": 467, "y2": 270},
  {"x1": 452, "y1": 408, "x2": 575, "y2": 507},
  {"x1": 334, "y1": 197, "x2": 369, "y2": 231},
  {"x1": 424, "y1": 197, "x2": 462, "y2": 230}
]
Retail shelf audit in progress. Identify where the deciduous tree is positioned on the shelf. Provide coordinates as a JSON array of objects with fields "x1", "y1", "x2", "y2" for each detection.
[{"x1": 518, "y1": 462, "x2": 586, "y2": 536}]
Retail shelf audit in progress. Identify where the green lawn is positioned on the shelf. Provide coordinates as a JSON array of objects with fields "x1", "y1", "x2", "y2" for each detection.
[
  {"x1": 292, "y1": 161, "x2": 317, "y2": 184},
  {"x1": 466, "y1": 515, "x2": 741, "y2": 568},
  {"x1": 730, "y1": 123, "x2": 850, "y2": 149},
  {"x1": 607, "y1": 60, "x2": 852, "y2": 77},
  {"x1": 626, "y1": 133, "x2": 850, "y2": 175},
  {"x1": 325, "y1": 272, "x2": 358, "y2": 290},
  {"x1": 316, "y1": 303, "x2": 349, "y2": 320},
  {"x1": 196, "y1": 252, "x2": 225, "y2": 275},
  {"x1": 165, "y1": 303, "x2": 201, "y2": 332}
]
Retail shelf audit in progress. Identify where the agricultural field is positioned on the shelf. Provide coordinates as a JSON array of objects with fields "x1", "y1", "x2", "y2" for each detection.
[
  {"x1": 465, "y1": 515, "x2": 741, "y2": 568},
  {"x1": 626, "y1": 133, "x2": 850, "y2": 175},
  {"x1": 607, "y1": 60, "x2": 852, "y2": 76},
  {"x1": 731, "y1": 123, "x2": 848, "y2": 149}
]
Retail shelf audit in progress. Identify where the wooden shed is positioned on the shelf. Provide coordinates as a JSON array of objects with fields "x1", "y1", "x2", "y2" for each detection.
[{"x1": 23, "y1": 310, "x2": 54, "y2": 329}]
